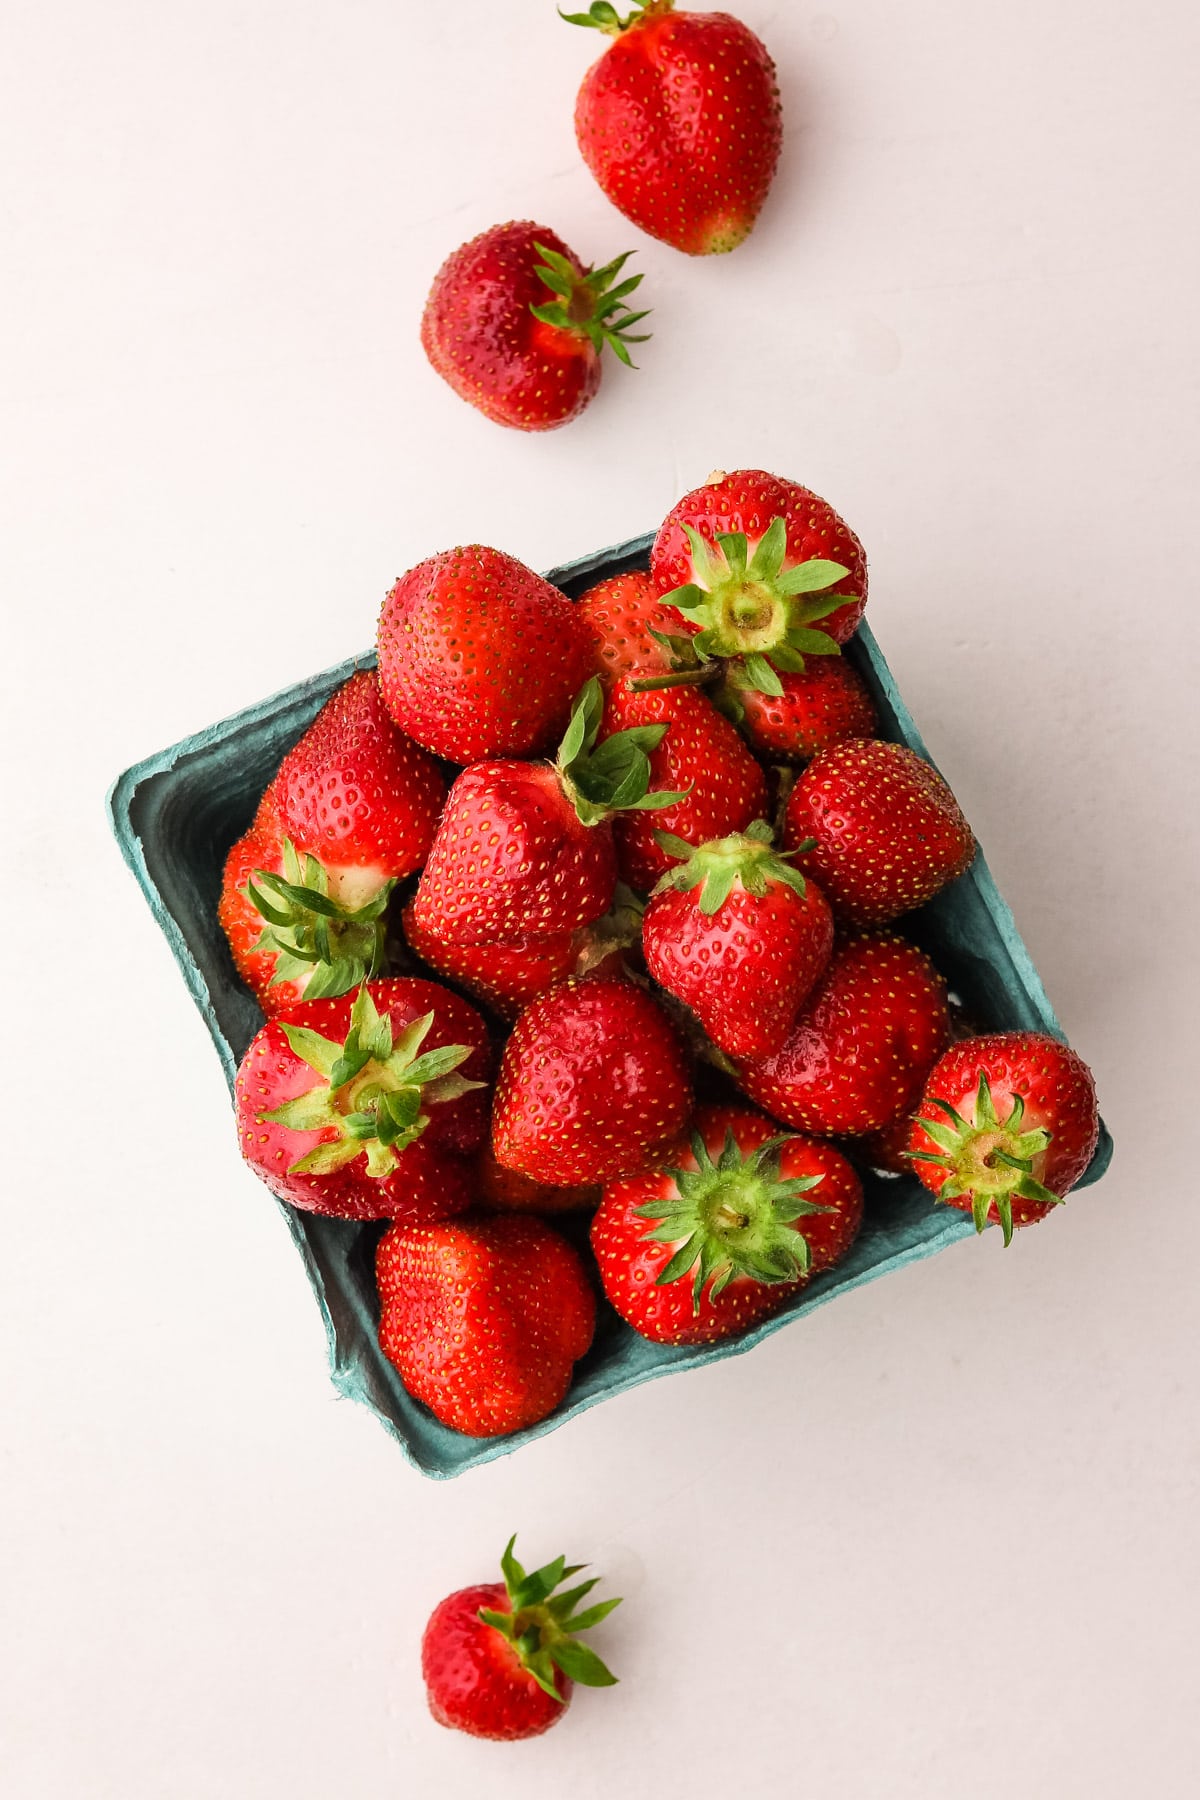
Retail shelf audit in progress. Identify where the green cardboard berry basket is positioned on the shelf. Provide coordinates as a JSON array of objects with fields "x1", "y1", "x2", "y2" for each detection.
[{"x1": 107, "y1": 533, "x2": 1113, "y2": 1478}]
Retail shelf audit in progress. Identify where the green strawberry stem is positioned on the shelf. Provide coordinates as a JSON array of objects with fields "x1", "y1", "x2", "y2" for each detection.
[
  {"x1": 478, "y1": 1536, "x2": 622, "y2": 1703},
  {"x1": 905, "y1": 1073, "x2": 1061, "y2": 1246},
  {"x1": 259, "y1": 985, "x2": 482, "y2": 1179},
  {"x1": 652, "y1": 818, "x2": 815, "y2": 913},
  {"x1": 629, "y1": 626, "x2": 722, "y2": 693},
  {"x1": 660, "y1": 516, "x2": 857, "y2": 692},
  {"x1": 530, "y1": 244, "x2": 651, "y2": 369},
  {"x1": 558, "y1": 0, "x2": 673, "y2": 36},
  {"x1": 556, "y1": 677, "x2": 690, "y2": 826},
  {"x1": 636, "y1": 1128, "x2": 831, "y2": 1312},
  {"x1": 246, "y1": 837, "x2": 395, "y2": 1000}
]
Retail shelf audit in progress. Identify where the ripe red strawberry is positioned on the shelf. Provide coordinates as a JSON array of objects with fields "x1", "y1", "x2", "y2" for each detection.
[
  {"x1": 421, "y1": 221, "x2": 650, "y2": 431},
  {"x1": 477, "y1": 1144, "x2": 600, "y2": 1216},
  {"x1": 642, "y1": 822, "x2": 834, "y2": 1059},
  {"x1": 403, "y1": 904, "x2": 582, "y2": 1022},
  {"x1": 784, "y1": 739, "x2": 975, "y2": 925},
  {"x1": 565, "y1": 3, "x2": 782, "y2": 256},
  {"x1": 600, "y1": 676, "x2": 767, "y2": 891},
  {"x1": 376, "y1": 1215, "x2": 596, "y2": 1436},
  {"x1": 735, "y1": 934, "x2": 950, "y2": 1137},
  {"x1": 651, "y1": 471, "x2": 867, "y2": 694},
  {"x1": 493, "y1": 974, "x2": 692, "y2": 1185},
  {"x1": 723, "y1": 656, "x2": 879, "y2": 763},
  {"x1": 377, "y1": 544, "x2": 594, "y2": 763},
  {"x1": 422, "y1": 1537, "x2": 620, "y2": 1740},
  {"x1": 576, "y1": 569, "x2": 683, "y2": 685},
  {"x1": 592, "y1": 1102, "x2": 863, "y2": 1346},
  {"x1": 234, "y1": 980, "x2": 490, "y2": 1223},
  {"x1": 410, "y1": 679, "x2": 684, "y2": 944},
  {"x1": 908, "y1": 1032, "x2": 1099, "y2": 1245}
]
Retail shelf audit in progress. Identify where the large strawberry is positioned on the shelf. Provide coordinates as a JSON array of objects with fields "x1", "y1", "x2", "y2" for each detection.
[
  {"x1": 234, "y1": 980, "x2": 490, "y2": 1223},
  {"x1": 722, "y1": 656, "x2": 879, "y2": 763},
  {"x1": 421, "y1": 222, "x2": 650, "y2": 431},
  {"x1": 376, "y1": 1215, "x2": 596, "y2": 1437},
  {"x1": 592, "y1": 1103, "x2": 863, "y2": 1346},
  {"x1": 651, "y1": 470, "x2": 867, "y2": 694},
  {"x1": 492, "y1": 973, "x2": 691, "y2": 1185},
  {"x1": 564, "y1": 3, "x2": 782, "y2": 256},
  {"x1": 735, "y1": 934, "x2": 950, "y2": 1137},
  {"x1": 377, "y1": 544, "x2": 594, "y2": 763},
  {"x1": 908, "y1": 1033, "x2": 1099, "y2": 1245},
  {"x1": 784, "y1": 739, "x2": 975, "y2": 925},
  {"x1": 422, "y1": 1537, "x2": 620, "y2": 1740},
  {"x1": 642, "y1": 822, "x2": 833, "y2": 1059},
  {"x1": 409, "y1": 679, "x2": 684, "y2": 945}
]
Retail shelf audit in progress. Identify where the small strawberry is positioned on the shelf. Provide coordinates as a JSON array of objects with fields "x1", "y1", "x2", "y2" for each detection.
[
  {"x1": 377, "y1": 544, "x2": 595, "y2": 763},
  {"x1": 907, "y1": 1033, "x2": 1100, "y2": 1245},
  {"x1": 642, "y1": 821, "x2": 834, "y2": 1059},
  {"x1": 477, "y1": 1144, "x2": 599, "y2": 1216},
  {"x1": 409, "y1": 679, "x2": 685, "y2": 945},
  {"x1": 493, "y1": 973, "x2": 691, "y2": 1185},
  {"x1": 651, "y1": 470, "x2": 867, "y2": 693},
  {"x1": 735, "y1": 934, "x2": 950, "y2": 1137},
  {"x1": 722, "y1": 656, "x2": 879, "y2": 763},
  {"x1": 576, "y1": 569, "x2": 683, "y2": 685},
  {"x1": 422, "y1": 1537, "x2": 620, "y2": 1740},
  {"x1": 591, "y1": 1102, "x2": 863, "y2": 1346},
  {"x1": 234, "y1": 981, "x2": 490, "y2": 1223},
  {"x1": 564, "y1": 3, "x2": 782, "y2": 256},
  {"x1": 376, "y1": 1215, "x2": 596, "y2": 1436},
  {"x1": 421, "y1": 221, "x2": 650, "y2": 431},
  {"x1": 784, "y1": 739, "x2": 975, "y2": 925}
]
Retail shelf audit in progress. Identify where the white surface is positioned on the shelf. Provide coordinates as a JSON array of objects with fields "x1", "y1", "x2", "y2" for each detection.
[{"x1": 3, "y1": 2, "x2": 1198, "y2": 1795}]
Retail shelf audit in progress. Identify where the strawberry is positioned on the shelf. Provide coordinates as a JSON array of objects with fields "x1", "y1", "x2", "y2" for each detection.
[
  {"x1": 492, "y1": 973, "x2": 692, "y2": 1185},
  {"x1": 564, "y1": 3, "x2": 782, "y2": 256},
  {"x1": 735, "y1": 934, "x2": 950, "y2": 1137},
  {"x1": 908, "y1": 1032, "x2": 1099, "y2": 1245},
  {"x1": 600, "y1": 676, "x2": 767, "y2": 891},
  {"x1": 641, "y1": 821, "x2": 834, "y2": 1059},
  {"x1": 477, "y1": 1144, "x2": 599, "y2": 1216},
  {"x1": 651, "y1": 471, "x2": 867, "y2": 694},
  {"x1": 377, "y1": 544, "x2": 594, "y2": 763},
  {"x1": 576, "y1": 569, "x2": 683, "y2": 685},
  {"x1": 402, "y1": 903, "x2": 582, "y2": 1023},
  {"x1": 234, "y1": 981, "x2": 490, "y2": 1223},
  {"x1": 409, "y1": 679, "x2": 684, "y2": 945},
  {"x1": 376, "y1": 1215, "x2": 596, "y2": 1436},
  {"x1": 421, "y1": 222, "x2": 650, "y2": 431},
  {"x1": 591, "y1": 1102, "x2": 863, "y2": 1345},
  {"x1": 422, "y1": 1537, "x2": 620, "y2": 1740},
  {"x1": 784, "y1": 739, "x2": 975, "y2": 926},
  {"x1": 722, "y1": 656, "x2": 879, "y2": 763}
]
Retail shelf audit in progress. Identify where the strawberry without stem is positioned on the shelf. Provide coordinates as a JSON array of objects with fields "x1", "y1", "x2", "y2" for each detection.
[{"x1": 724, "y1": 656, "x2": 879, "y2": 763}]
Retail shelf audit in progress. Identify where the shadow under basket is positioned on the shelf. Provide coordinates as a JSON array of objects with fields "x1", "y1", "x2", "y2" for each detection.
[{"x1": 107, "y1": 532, "x2": 1113, "y2": 1477}]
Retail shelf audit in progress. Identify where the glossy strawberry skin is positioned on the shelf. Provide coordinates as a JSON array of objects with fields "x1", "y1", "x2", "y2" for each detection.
[
  {"x1": 652, "y1": 470, "x2": 867, "y2": 648},
  {"x1": 477, "y1": 1144, "x2": 599, "y2": 1216},
  {"x1": 421, "y1": 222, "x2": 602, "y2": 432},
  {"x1": 601, "y1": 678, "x2": 767, "y2": 892},
  {"x1": 735, "y1": 935, "x2": 951, "y2": 1137},
  {"x1": 403, "y1": 901, "x2": 582, "y2": 1021},
  {"x1": 422, "y1": 1582, "x2": 570, "y2": 1740},
  {"x1": 573, "y1": 8, "x2": 782, "y2": 256},
  {"x1": 642, "y1": 874, "x2": 834, "y2": 1060},
  {"x1": 732, "y1": 658, "x2": 879, "y2": 763},
  {"x1": 377, "y1": 545, "x2": 594, "y2": 763},
  {"x1": 492, "y1": 975, "x2": 692, "y2": 1186},
  {"x1": 784, "y1": 740, "x2": 975, "y2": 926},
  {"x1": 592, "y1": 1103, "x2": 863, "y2": 1346},
  {"x1": 234, "y1": 979, "x2": 491, "y2": 1223},
  {"x1": 576, "y1": 569, "x2": 682, "y2": 685},
  {"x1": 376, "y1": 1214, "x2": 596, "y2": 1437}
]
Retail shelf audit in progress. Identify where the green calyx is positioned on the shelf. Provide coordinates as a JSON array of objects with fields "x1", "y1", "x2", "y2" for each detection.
[
  {"x1": 556, "y1": 677, "x2": 689, "y2": 827},
  {"x1": 652, "y1": 818, "x2": 814, "y2": 915},
  {"x1": 246, "y1": 838, "x2": 394, "y2": 1001},
  {"x1": 530, "y1": 244, "x2": 651, "y2": 369},
  {"x1": 259, "y1": 984, "x2": 482, "y2": 1179},
  {"x1": 558, "y1": 0, "x2": 672, "y2": 37},
  {"x1": 478, "y1": 1536, "x2": 622, "y2": 1703},
  {"x1": 662, "y1": 517, "x2": 856, "y2": 692},
  {"x1": 636, "y1": 1128, "x2": 831, "y2": 1313},
  {"x1": 906, "y1": 1073, "x2": 1060, "y2": 1247}
]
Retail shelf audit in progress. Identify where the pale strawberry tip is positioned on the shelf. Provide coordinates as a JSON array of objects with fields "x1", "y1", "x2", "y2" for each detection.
[
  {"x1": 530, "y1": 243, "x2": 651, "y2": 369},
  {"x1": 651, "y1": 817, "x2": 815, "y2": 913},
  {"x1": 556, "y1": 676, "x2": 690, "y2": 826},
  {"x1": 906, "y1": 1072, "x2": 1060, "y2": 1247},
  {"x1": 245, "y1": 836, "x2": 395, "y2": 1000},
  {"x1": 478, "y1": 1536, "x2": 622, "y2": 1703}
]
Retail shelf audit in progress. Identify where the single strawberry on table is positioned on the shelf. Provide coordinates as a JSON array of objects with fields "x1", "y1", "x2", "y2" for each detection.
[
  {"x1": 421, "y1": 221, "x2": 650, "y2": 431},
  {"x1": 564, "y1": 2, "x2": 783, "y2": 256},
  {"x1": 376, "y1": 1214, "x2": 596, "y2": 1437},
  {"x1": 592, "y1": 1102, "x2": 863, "y2": 1346},
  {"x1": 641, "y1": 820, "x2": 834, "y2": 1059},
  {"x1": 422, "y1": 1536, "x2": 620, "y2": 1740},
  {"x1": 907, "y1": 1032, "x2": 1099, "y2": 1245},
  {"x1": 235, "y1": 980, "x2": 490, "y2": 1223}
]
